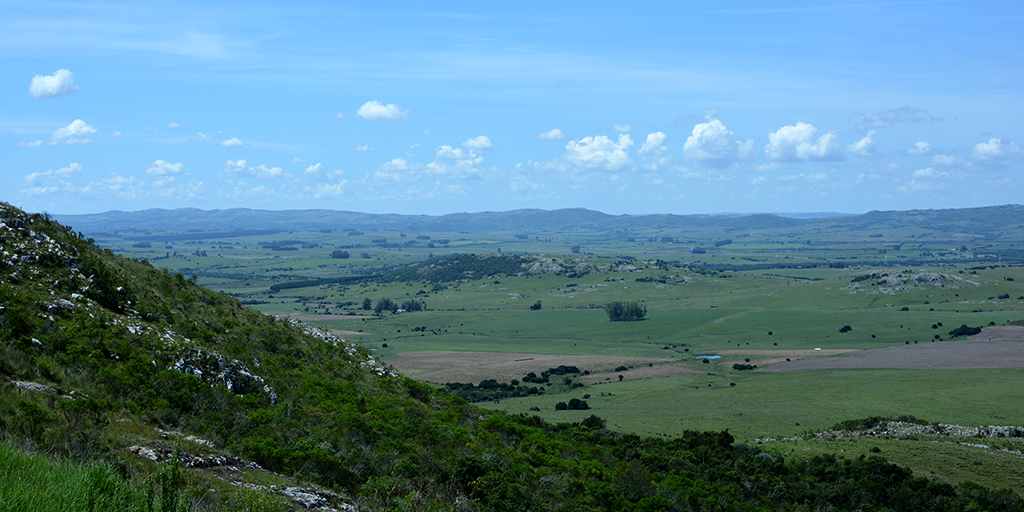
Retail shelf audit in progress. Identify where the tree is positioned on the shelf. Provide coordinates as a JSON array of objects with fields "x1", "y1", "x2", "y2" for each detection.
[
  {"x1": 374, "y1": 298, "x2": 397, "y2": 314},
  {"x1": 604, "y1": 301, "x2": 647, "y2": 322},
  {"x1": 330, "y1": 250, "x2": 350, "y2": 259},
  {"x1": 530, "y1": 300, "x2": 542, "y2": 310},
  {"x1": 555, "y1": 402, "x2": 568, "y2": 410},
  {"x1": 401, "y1": 299, "x2": 424, "y2": 312},
  {"x1": 362, "y1": 298, "x2": 372, "y2": 310}
]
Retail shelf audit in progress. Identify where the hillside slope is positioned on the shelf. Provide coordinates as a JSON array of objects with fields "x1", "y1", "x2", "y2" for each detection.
[{"x1": 3, "y1": 202, "x2": 1023, "y2": 511}]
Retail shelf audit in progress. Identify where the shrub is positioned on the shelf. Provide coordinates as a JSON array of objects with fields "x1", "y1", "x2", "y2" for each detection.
[{"x1": 604, "y1": 301, "x2": 646, "y2": 322}]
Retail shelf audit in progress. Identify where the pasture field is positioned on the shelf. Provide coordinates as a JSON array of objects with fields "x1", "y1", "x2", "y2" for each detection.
[{"x1": 87, "y1": 218, "x2": 1024, "y2": 490}]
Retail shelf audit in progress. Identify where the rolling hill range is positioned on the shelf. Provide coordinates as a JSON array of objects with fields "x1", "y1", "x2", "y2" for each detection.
[{"x1": 52, "y1": 204, "x2": 1024, "y2": 237}]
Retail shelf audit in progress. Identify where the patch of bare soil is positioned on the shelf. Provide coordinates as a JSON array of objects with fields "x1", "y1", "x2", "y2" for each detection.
[
  {"x1": 969, "y1": 326, "x2": 1024, "y2": 341},
  {"x1": 715, "y1": 349, "x2": 858, "y2": 366},
  {"x1": 330, "y1": 329, "x2": 371, "y2": 336},
  {"x1": 758, "y1": 340, "x2": 1024, "y2": 372},
  {"x1": 267, "y1": 312, "x2": 369, "y2": 322},
  {"x1": 578, "y1": 363, "x2": 704, "y2": 384},
  {"x1": 387, "y1": 351, "x2": 677, "y2": 384}
]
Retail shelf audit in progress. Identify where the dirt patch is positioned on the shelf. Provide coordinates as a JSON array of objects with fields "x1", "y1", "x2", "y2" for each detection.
[
  {"x1": 579, "y1": 363, "x2": 703, "y2": 384},
  {"x1": 715, "y1": 349, "x2": 858, "y2": 366},
  {"x1": 267, "y1": 312, "x2": 369, "y2": 322},
  {"x1": 386, "y1": 351, "x2": 677, "y2": 384},
  {"x1": 759, "y1": 340, "x2": 1024, "y2": 372},
  {"x1": 969, "y1": 326, "x2": 1024, "y2": 341},
  {"x1": 329, "y1": 329, "x2": 371, "y2": 337}
]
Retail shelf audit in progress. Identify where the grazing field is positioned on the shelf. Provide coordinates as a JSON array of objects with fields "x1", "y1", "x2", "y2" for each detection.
[{"x1": 80, "y1": 210, "x2": 1024, "y2": 491}]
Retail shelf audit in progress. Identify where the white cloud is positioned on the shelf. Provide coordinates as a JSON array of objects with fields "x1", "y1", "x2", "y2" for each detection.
[
  {"x1": 146, "y1": 160, "x2": 185, "y2": 175},
  {"x1": 683, "y1": 119, "x2": 754, "y2": 167},
  {"x1": 144, "y1": 126, "x2": 159, "y2": 132},
  {"x1": 23, "y1": 162, "x2": 82, "y2": 185},
  {"x1": 80, "y1": 173, "x2": 146, "y2": 199},
  {"x1": 356, "y1": 100, "x2": 410, "y2": 121},
  {"x1": 849, "y1": 106, "x2": 941, "y2": 132},
  {"x1": 846, "y1": 131, "x2": 878, "y2": 157},
  {"x1": 168, "y1": 122, "x2": 180, "y2": 128},
  {"x1": 912, "y1": 167, "x2": 951, "y2": 179},
  {"x1": 111, "y1": 131, "x2": 122, "y2": 138},
  {"x1": 350, "y1": 144, "x2": 372, "y2": 152},
  {"x1": 508, "y1": 174, "x2": 543, "y2": 194},
  {"x1": 534, "y1": 129, "x2": 567, "y2": 141},
  {"x1": 18, "y1": 140, "x2": 44, "y2": 148},
  {"x1": 29, "y1": 69, "x2": 78, "y2": 99},
  {"x1": 224, "y1": 159, "x2": 286, "y2": 179},
  {"x1": 907, "y1": 141, "x2": 933, "y2": 156},
  {"x1": 563, "y1": 134, "x2": 634, "y2": 172},
  {"x1": 375, "y1": 158, "x2": 416, "y2": 181},
  {"x1": 335, "y1": 112, "x2": 346, "y2": 119},
  {"x1": 765, "y1": 122, "x2": 842, "y2": 162},
  {"x1": 293, "y1": 157, "x2": 306, "y2": 163},
  {"x1": 192, "y1": 132, "x2": 213, "y2": 142},
  {"x1": 931, "y1": 154, "x2": 961, "y2": 167},
  {"x1": 313, "y1": 182, "x2": 348, "y2": 198},
  {"x1": 423, "y1": 129, "x2": 431, "y2": 135},
  {"x1": 639, "y1": 132, "x2": 668, "y2": 154},
  {"x1": 304, "y1": 163, "x2": 322, "y2": 175},
  {"x1": 221, "y1": 137, "x2": 244, "y2": 147},
  {"x1": 613, "y1": 124, "x2": 632, "y2": 134},
  {"x1": 45, "y1": 119, "x2": 97, "y2": 145},
  {"x1": 462, "y1": 135, "x2": 493, "y2": 151},
  {"x1": 968, "y1": 138, "x2": 1024, "y2": 169}
]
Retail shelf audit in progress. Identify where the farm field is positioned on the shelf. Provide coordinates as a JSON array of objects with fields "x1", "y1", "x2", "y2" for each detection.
[{"x1": 69, "y1": 207, "x2": 1024, "y2": 491}]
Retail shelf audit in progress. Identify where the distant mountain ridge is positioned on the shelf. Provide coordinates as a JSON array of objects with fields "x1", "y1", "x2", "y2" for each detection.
[{"x1": 52, "y1": 204, "x2": 1024, "y2": 236}]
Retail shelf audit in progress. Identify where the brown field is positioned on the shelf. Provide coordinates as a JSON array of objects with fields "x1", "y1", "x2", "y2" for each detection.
[
  {"x1": 715, "y1": 348, "x2": 859, "y2": 366},
  {"x1": 758, "y1": 339, "x2": 1024, "y2": 372},
  {"x1": 388, "y1": 351, "x2": 678, "y2": 384},
  {"x1": 968, "y1": 326, "x2": 1024, "y2": 341}
]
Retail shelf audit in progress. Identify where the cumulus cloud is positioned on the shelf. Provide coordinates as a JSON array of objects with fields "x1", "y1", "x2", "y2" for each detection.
[
  {"x1": 18, "y1": 140, "x2": 44, "y2": 148},
  {"x1": 765, "y1": 122, "x2": 842, "y2": 162},
  {"x1": 907, "y1": 141, "x2": 934, "y2": 156},
  {"x1": 563, "y1": 134, "x2": 634, "y2": 172},
  {"x1": 168, "y1": 122, "x2": 180, "y2": 128},
  {"x1": 683, "y1": 119, "x2": 754, "y2": 167},
  {"x1": 508, "y1": 174, "x2": 543, "y2": 194},
  {"x1": 639, "y1": 132, "x2": 668, "y2": 155},
  {"x1": 221, "y1": 138, "x2": 244, "y2": 147},
  {"x1": 849, "y1": 106, "x2": 941, "y2": 132},
  {"x1": 48, "y1": 119, "x2": 97, "y2": 145},
  {"x1": 350, "y1": 144, "x2": 372, "y2": 152},
  {"x1": 23, "y1": 162, "x2": 83, "y2": 185},
  {"x1": 534, "y1": 129, "x2": 567, "y2": 141},
  {"x1": 357, "y1": 100, "x2": 410, "y2": 121},
  {"x1": 613, "y1": 124, "x2": 632, "y2": 134},
  {"x1": 462, "y1": 135, "x2": 493, "y2": 151},
  {"x1": 912, "y1": 167, "x2": 951, "y2": 179},
  {"x1": 146, "y1": 160, "x2": 185, "y2": 176},
  {"x1": 335, "y1": 112, "x2": 346, "y2": 119},
  {"x1": 313, "y1": 182, "x2": 348, "y2": 198},
  {"x1": 967, "y1": 138, "x2": 1024, "y2": 169},
  {"x1": 375, "y1": 158, "x2": 415, "y2": 181},
  {"x1": 846, "y1": 131, "x2": 878, "y2": 157},
  {"x1": 111, "y1": 131, "x2": 122, "y2": 138},
  {"x1": 29, "y1": 69, "x2": 78, "y2": 99},
  {"x1": 80, "y1": 173, "x2": 146, "y2": 199},
  {"x1": 293, "y1": 157, "x2": 306, "y2": 163},
  {"x1": 224, "y1": 159, "x2": 286, "y2": 179},
  {"x1": 304, "y1": 163, "x2": 323, "y2": 175},
  {"x1": 931, "y1": 154, "x2": 961, "y2": 167}
]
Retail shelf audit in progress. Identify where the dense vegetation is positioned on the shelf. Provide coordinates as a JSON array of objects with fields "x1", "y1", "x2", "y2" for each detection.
[{"x1": 3, "y1": 202, "x2": 1024, "y2": 510}]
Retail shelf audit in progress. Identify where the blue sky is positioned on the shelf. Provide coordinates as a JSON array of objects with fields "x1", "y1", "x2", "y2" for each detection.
[{"x1": 2, "y1": 1, "x2": 1022, "y2": 216}]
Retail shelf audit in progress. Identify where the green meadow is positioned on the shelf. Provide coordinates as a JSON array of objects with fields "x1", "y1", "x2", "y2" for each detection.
[{"x1": 86, "y1": 214, "x2": 1024, "y2": 490}]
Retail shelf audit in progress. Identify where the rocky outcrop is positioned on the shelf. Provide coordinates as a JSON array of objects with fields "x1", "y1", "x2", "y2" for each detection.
[{"x1": 170, "y1": 348, "x2": 277, "y2": 404}]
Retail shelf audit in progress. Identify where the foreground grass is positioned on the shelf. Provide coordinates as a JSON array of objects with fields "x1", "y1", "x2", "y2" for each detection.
[{"x1": 0, "y1": 440, "x2": 156, "y2": 512}]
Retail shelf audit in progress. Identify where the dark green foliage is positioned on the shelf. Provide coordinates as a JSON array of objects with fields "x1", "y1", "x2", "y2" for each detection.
[
  {"x1": 330, "y1": 250, "x2": 349, "y2": 259},
  {"x1": 374, "y1": 298, "x2": 397, "y2": 314},
  {"x1": 604, "y1": 300, "x2": 647, "y2": 321},
  {"x1": 399, "y1": 299, "x2": 424, "y2": 312},
  {"x1": 385, "y1": 254, "x2": 533, "y2": 283},
  {"x1": 529, "y1": 300, "x2": 542, "y2": 310},
  {"x1": 839, "y1": 325, "x2": 853, "y2": 333},
  {"x1": 949, "y1": 324, "x2": 983, "y2": 337},
  {"x1": 732, "y1": 363, "x2": 756, "y2": 371}
]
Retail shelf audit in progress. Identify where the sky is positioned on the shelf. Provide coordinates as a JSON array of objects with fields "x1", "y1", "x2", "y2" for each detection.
[{"x1": 2, "y1": 1, "x2": 1022, "y2": 216}]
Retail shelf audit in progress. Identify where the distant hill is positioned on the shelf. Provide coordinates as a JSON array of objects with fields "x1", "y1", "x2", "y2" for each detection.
[{"x1": 53, "y1": 204, "x2": 1024, "y2": 236}]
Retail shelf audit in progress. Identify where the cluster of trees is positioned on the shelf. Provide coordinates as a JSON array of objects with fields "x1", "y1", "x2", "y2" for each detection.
[
  {"x1": 330, "y1": 250, "x2": 349, "y2": 259},
  {"x1": 372, "y1": 298, "x2": 425, "y2": 314},
  {"x1": 555, "y1": 397, "x2": 590, "y2": 410},
  {"x1": 604, "y1": 300, "x2": 647, "y2": 321},
  {"x1": 949, "y1": 324, "x2": 983, "y2": 337},
  {"x1": 522, "y1": 365, "x2": 582, "y2": 384},
  {"x1": 443, "y1": 380, "x2": 544, "y2": 402}
]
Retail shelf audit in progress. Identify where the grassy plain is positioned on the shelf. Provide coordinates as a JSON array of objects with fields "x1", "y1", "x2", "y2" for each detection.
[{"x1": 87, "y1": 215, "x2": 1024, "y2": 490}]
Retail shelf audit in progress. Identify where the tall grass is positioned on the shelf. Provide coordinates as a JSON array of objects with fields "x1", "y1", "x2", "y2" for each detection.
[{"x1": 0, "y1": 439, "x2": 190, "y2": 512}]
